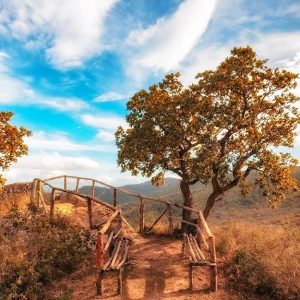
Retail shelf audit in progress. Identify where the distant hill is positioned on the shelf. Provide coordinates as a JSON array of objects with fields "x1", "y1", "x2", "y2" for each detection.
[{"x1": 80, "y1": 167, "x2": 300, "y2": 226}]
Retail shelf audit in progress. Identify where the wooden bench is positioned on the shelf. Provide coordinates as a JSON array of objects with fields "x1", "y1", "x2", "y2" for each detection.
[
  {"x1": 96, "y1": 229, "x2": 131, "y2": 296},
  {"x1": 182, "y1": 233, "x2": 217, "y2": 291}
]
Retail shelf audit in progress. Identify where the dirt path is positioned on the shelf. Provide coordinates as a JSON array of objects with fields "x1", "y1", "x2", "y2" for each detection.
[{"x1": 59, "y1": 236, "x2": 240, "y2": 300}]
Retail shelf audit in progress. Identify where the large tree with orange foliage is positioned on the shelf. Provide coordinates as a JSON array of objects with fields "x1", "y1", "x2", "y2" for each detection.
[
  {"x1": 116, "y1": 47, "x2": 299, "y2": 224},
  {"x1": 0, "y1": 112, "x2": 31, "y2": 187}
]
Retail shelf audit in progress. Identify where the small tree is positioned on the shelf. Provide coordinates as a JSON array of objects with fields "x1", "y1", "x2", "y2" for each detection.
[
  {"x1": 0, "y1": 112, "x2": 31, "y2": 187},
  {"x1": 116, "y1": 47, "x2": 299, "y2": 224}
]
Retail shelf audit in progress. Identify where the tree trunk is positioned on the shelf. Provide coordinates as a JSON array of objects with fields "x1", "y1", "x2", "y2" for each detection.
[
  {"x1": 180, "y1": 179, "x2": 193, "y2": 232},
  {"x1": 203, "y1": 191, "x2": 220, "y2": 219}
]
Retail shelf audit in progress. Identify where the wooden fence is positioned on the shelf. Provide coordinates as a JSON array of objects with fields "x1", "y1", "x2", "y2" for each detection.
[{"x1": 30, "y1": 175, "x2": 217, "y2": 292}]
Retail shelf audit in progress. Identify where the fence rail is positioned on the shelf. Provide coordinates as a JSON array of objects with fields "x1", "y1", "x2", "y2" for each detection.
[{"x1": 30, "y1": 174, "x2": 217, "y2": 292}]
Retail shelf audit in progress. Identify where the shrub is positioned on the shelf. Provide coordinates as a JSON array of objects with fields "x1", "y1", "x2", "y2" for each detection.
[
  {"x1": 214, "y1": 221, "x2": 300, "y2": 299},
  {"x1": 0, "y1": 210, "x2": 90, "y2": 300}
]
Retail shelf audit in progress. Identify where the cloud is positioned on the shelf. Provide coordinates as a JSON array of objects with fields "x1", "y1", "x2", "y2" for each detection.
[
  {"x1": 126, "y1": 0, "x2": 217, "y2": 73},
  {"x1": 81, "y1": 113, "x2": 126, "y2": 130},
  {"x1": 94, "y1": 91, "x2": 124, "y2": 102},
  {"x1": 0, "y1": 56, "x2": 89, "y2": 111},
  {"x1": 25, "y1": 131, "x2": 115, "y2": 153},
  {"x1": 0, "y1": 0, "x2": 118, "y2": 69}
]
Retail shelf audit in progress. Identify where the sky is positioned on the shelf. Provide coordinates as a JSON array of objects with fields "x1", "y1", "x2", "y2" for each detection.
[{"x1": 1, "y1": 0, "x2": 300, "y2": 185}]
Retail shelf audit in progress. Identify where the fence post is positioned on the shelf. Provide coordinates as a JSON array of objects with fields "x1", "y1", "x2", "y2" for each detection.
[
  {"x1": 197, "y1": 211, "x2": 203, "y2": 248},
  {"x1": 30, "y1": 179, "x2": 37, "y2": 205},
  {"x1": 50, "y1": 189, "x2": 56, "y2": 217},
  {"x1": 87, "y1": 198, "x2": 93, "y2": 229},
  {"x1": 209, "y1": 235, "x2": 217, "y2": 292},
  {"x1": 139, "y1": 196, "x2": 145, "y2": 233},
  {"x1": 113, "y1": 188, "x2": 117, "y2": 207},
  {"x1": 75, "y1": 178, "x2": 80, "y2": 192},
  {"x1": 64, "y1": 175, "x2": 67, "y2": 190},
  {"x1": 96, "y1": 233, "x2": 104, "y2": 296},
  {"x1": 91, "y1": 180, "x2": 95, "y2": 198}
]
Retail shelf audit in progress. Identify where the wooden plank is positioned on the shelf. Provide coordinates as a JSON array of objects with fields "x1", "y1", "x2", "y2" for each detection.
[
  {"x1": 190, "y1": 235, "x2": 206, "y2": 261},
  {"x1": 189, "y1": 234, "x2": 201, "y2": 262},
  {"x1": 113, "y1": 227, "x2": 122, "y2": 239},
  {"x1": 103, "y1": 232, "x2": 114, "y2": 253},
  {"x1": 147, "y1": 207, "x2": 168, "y2": 232},
  {"x1": 87, "y1": 198, "x2": 93, "y2": 229},
  {"x1": 114, "y1": 241, "x2": 126, "y2": 268},
  {"x1": 139, "y1": 196, "x2": 145, "y2": 233},
  {"x1": 110, "y1": 240, "x2": 122, "y2": 268},
  {"x1": 209, "y1": 236, "x2": 217, "y2": 292},
  {"x1": 103, "y1": 240, "x2": 119, "y2": 270},
  {"x1": 186, "y1": 235, "x2": 197, "y2": 262},
  {"x1": 116, "y1": 241, "x2": 129, "y2": 269},
  {"x1": 198, "y1": 211, "x2": 212, "y2": 237},
  {"x1": 99, "y1": 209, "x2": 120, "y2": 234},
  {"x1": 196, "y1": 226, "x2": 209, "y2": 251}
]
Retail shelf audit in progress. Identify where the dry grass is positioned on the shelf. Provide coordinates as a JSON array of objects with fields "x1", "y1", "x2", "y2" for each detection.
[{"x1": 214, "y1": 221, "x2": 300, "y2": 299}]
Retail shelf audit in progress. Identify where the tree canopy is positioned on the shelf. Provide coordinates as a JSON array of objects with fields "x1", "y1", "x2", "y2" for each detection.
[
  {"x1": 0, "y1": 112, "x2": 31, "y2": 188},
  {"x1": 116, "y1": 47, "x2": 299, "y2": 221}
]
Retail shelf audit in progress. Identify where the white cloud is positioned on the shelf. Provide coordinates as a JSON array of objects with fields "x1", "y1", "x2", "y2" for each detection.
[
  {"x1": 96, "y1": 130, "x2": 115, "y2": 142},
  {"x1": 1, "y1": 0, "x2": 118, "y2": 69},
  {"x1": 81, "y1": 113, "x2": 126, "y2": 130},
  {"x1": 126, "y1": 0, "x2": 217, "y2": 72},
  {"x1": 94, "y1": 91, "x2": 124, "y2": 102},
  {"x1": 0, "y1": 56, "x2": 89, "y2": 111},
  {"x1": 26, "y1": 131, "x2": 115, "y2": 153}
]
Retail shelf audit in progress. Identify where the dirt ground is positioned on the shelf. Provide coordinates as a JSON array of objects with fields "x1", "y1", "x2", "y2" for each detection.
[{"x1": 54, "y1": 236, "x2": 241, "y2": 300}]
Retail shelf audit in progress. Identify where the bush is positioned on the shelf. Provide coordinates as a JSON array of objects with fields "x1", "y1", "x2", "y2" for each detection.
[
  {"x1": 214, "y1": 221, "x2": 300, "y2": 299},
  {"x1": 0, "y1": 210, "x2": 90, "y2": 300}
]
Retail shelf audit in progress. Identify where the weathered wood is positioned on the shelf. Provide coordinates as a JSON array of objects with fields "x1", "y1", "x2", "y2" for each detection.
[
  {"x1": 103, "y1": 232, "x2": 114, "y2": 253},
  {"x1": 189, "y1": 264, "x2": 193, "y2": 290},
  {"x1": 103, "y1": 240, "x2": 119, "y2": 270},
  {"x1": 189, "y1": 234, "x2": 202, "y2": 262},
  {"x1": 38, "y1": 191, "x2": 48, "y2": 213},
  {"x1": 63, "y1": 175, "x2": 67, "y2": 190},
  {"x1": 113, "y1": 227, "x2": 122, "y2": 239},
  {"x1": 116, "y1": 241, "x2": 129, "y2": 269},
  {"x1": 118, "y1": 268, "x2": 123, "y2": 295},
  {"x1": 91, "y1": 180, "x2": 95, "y2": 198},
  {"x1": 36, "y1": 180, "x2": 41, "y2": 208},
  {"x1": 167, "y1": 216, "x2": 198, "y2": 227},
  {"x1": 100, "y1": 209, "x2": 120, "y2": 234},
  {"x1": 147, "y1": 207, "x2": 168, "y2": 232},
  {"x1": 196, "y1": 226, "x2": 209, "y2": 251},
  {"x1": 186, "y1": 234, "x2": 197, "y2": 262},
  {"x1": 30, "y1": 179, "x2": 37, "y2": 205},
  {"x1": 209, "y1": 236, "x2": 217, "y2": 292},
  {"x1": 50, "y1": 189, "x2": 56, "y2": 217},
  {"x1": 96, "y1": 270, "x2": 103, "y2": 296},
  {"x1": 110, "y1": 240, "x2": 122, "y2": 268},
  {"x1": 113, "y1": 188, "x2": 117, "y2": 207},
  {"x1": 75, "y1": 177, "x2": 80, "y2": 192},
  {"x1": 182, "y1": 234, "x2": 187, "y2": 257},
  {"x1": 191, "y1": 235, "x2": 205, "y2": 261},
  {"x1": 96, "y1": 233, "x2": 104, "y2": 269},
  {"x1": 139, "y1": 196, "x2": 145, "y2": 233},
  {"x1": 198, "y1": 211, "x2": 212, "y2": 237},
  {"x1": 87, "y1": 198, "x2": 93, "y2": 229}
]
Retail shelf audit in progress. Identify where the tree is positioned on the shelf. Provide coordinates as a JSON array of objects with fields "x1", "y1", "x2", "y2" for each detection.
[
  {"x1": 0, "y1": 112, "x2": 31, "y2": 188},
  {"x1": 115, "y1": 47, "x2": 299, "y2": 225}
]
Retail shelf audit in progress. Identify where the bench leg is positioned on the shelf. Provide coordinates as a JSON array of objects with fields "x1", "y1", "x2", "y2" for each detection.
[
  {"x1": 96, "y1": 270, "x2": 104, "y2": 296},
  {"x1": 189, "y1": 264, "x2": 193, "y2": 290},
  {"x1": 117, "y1": 268, "x2": 123, "y2": 295}
]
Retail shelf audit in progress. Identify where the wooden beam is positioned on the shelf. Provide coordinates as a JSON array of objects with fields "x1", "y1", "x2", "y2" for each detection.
[
  {"x1": 96, "y1": 233, "x2": 104, "y2": 269},
  {"x1": 50, "y1": 189, "x2": 56, "y2": 217},
  {"x1": 87, "y1": 198, "x2": 93, "y2": 229},
  {"x1": 75, "y1": 178, "x2": 80, "y2": 192},
  {"x1": 99, "y1": 209, "x2": 120, "y2": 234},
  {"x1": 167, "y1": 204, "x2": 174, "y2": 234},
  {"x1": 189, "y1": 264, "x2": 193, "y2": 290},
  {"x1": 198, "y1": 211, "x2": 212, "y2": 237},
  {"x1": 64, "y1": 175, "x2": 67, "y2": 190},
  {"x1": 91, "y1": 180, "x2": 95, "y2": 198},
  {"x1": 209, "y1": 236, "x2": 217, "y2": 292}
]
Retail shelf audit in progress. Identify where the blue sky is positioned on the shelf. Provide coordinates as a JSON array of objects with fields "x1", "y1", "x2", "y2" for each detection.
[{"x1": 1, "y1": 0, "x2": 300, "y2": 185}]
